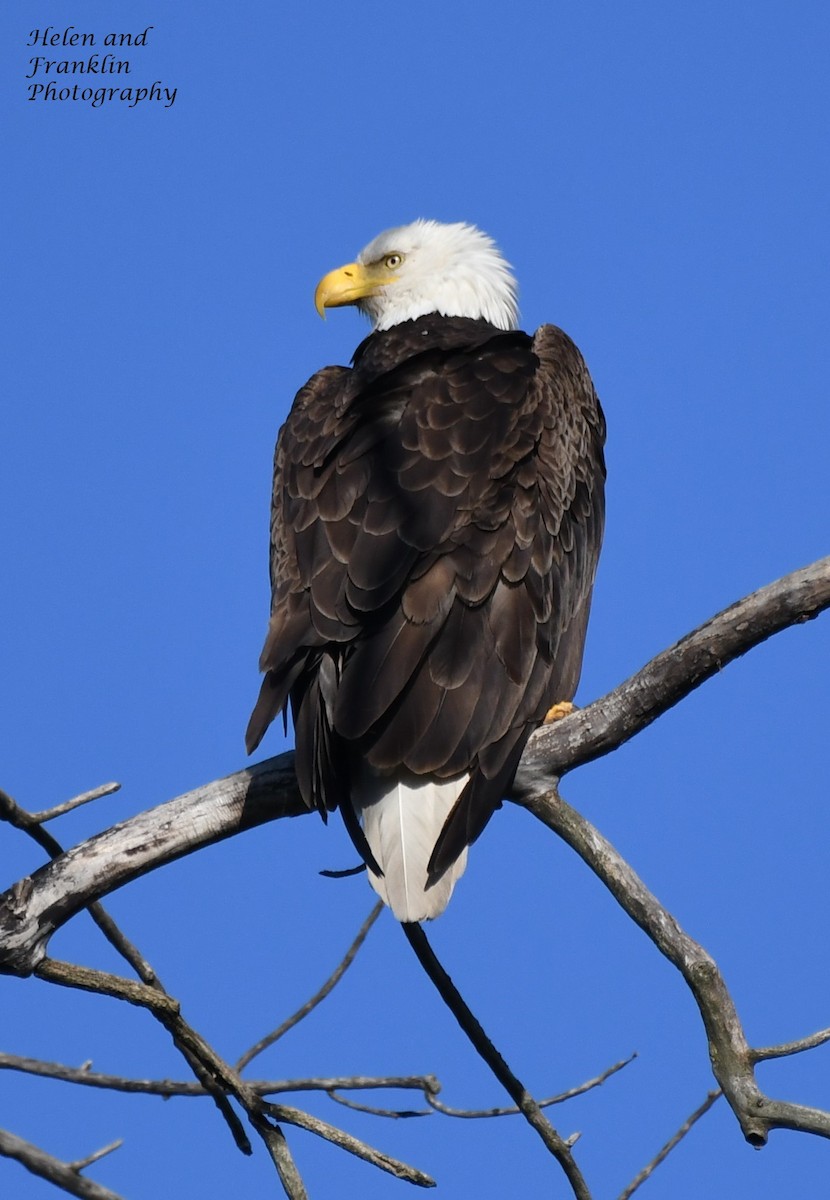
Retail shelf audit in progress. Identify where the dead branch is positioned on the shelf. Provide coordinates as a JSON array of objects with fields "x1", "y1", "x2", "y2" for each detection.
[
  {"x1": 2, "y1": 557, "x2": 827, "y2": 980},
  {"x1": 65, "y1": 1141, "x2": 123, "y2": 1173},
  {"x1": 326, "y1": 1091, "x2": 430, "y2": 1118},
  {"x1": 236, "y1": 899, "x2": 384, "y2": 1071},
  {"x1": 0, "y1": 1128, "x2": 125, "y2": 1200},
  {"x1": 31, "y1": 957, "x2": 313, "y2": 1197},
  {"x1": 0, "y1": 787, "x2": 254, "y2": 1150},
  {"x1": 0, "y1": 756, "x2": 305, "y2": 976},
  {"x1": 617, "y1": 1090, "x2": 722, "y2": 1200},
  {"x1": 30, "y1": 957, "x2": 432, "y2": 1194},
  {"x1": 424, "y1": 1053, "x2": 636, "y2": 1118},
  {"x1": 262, "y1": 1103, "x2": 435, "y2": 1187},
  {"x1": 1, "y1": 556, "x2": 828, "y2": 1198},
  {"x1": 525, "y1": 787, "x2": 830, "y2": 1145},
  {"x1": 31, "y1": 783, "x2": 122, "y2": 825},
  {"x1": 754, "y1": 1027, "x2": 830, "y2": 1062},
  {"x1": 402, "y1": 921, "x2": 591, "y2": 1200},
  {"x1": 0, "y1": 1053, "x2": 437, "y2": 1100},
  {"x1": 1, "y1": 802, "x2": 432, "y2": 1197},
  {"x1": 515, "y1": 554, "x2": 830, "y2": 787}
]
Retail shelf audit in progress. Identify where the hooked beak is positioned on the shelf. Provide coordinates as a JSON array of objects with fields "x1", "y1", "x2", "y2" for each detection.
[{"x1": 314, "y1": 260, "x2": 394, "y2": 318}]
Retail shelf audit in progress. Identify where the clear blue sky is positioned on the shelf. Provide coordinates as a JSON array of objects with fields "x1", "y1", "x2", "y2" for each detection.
[{"x1": 3, "y1": 2, "x2": 829, "y2": 1197}]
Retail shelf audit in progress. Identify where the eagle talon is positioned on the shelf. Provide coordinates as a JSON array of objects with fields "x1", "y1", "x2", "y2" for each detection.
[{"x1": 543, "y1": 701, "x2": 576, "y2": 724}]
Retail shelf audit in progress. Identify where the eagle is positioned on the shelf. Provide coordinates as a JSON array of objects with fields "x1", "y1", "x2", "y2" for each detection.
[{"x1": 246, "y1": 219, "x2": 605, "y2": 922}]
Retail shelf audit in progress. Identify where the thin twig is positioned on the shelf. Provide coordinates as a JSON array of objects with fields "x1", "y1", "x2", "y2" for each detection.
[
  {"x1": 617, "y1": 1091, "x2": 721, "y2": 1200},
  {"x1": 0, "y1": 1127, "x2": 125, "y2": 1200},
  {"x1": 326, "y1": 1090, "x2": 429, "y2": 1118},
  {"x1": 0, "y1": 787, "x2": 72, "y2": 859},
  {"x1": 266, "y1": 1102, "x2": 436, "y2": 1187},
  {"x1": 0, "y1": 1052, "x2": 438, "y2": 1100},
  {"x1": 31, "y1": 783, "x2": 122, "y2": 825},
  {"x1": 236, "y1": 900, "x2": 384, "y2": 1071},
  {"x1": 425, "y1": 1053, "x2": 636, "y2": 1118},
  {"x1": 68, "y1": 1140, "x2": 124, "y2": 1172},
  {"x1": 31, "y1": 957, "x2": 437, "y2": 1192},
  {"x1": 754, "y1": 1027, "x2": 830, "y2": 1062},
  {"x1": 402, "y1": 922, "x2": 592, "y2": 1200}
]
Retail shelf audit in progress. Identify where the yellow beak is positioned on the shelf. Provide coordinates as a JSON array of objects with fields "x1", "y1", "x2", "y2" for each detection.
[{"x1": 314, "y1": 261, "x2": 393, "y2": 318}]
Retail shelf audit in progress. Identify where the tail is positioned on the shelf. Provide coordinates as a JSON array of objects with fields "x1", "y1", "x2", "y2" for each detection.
[{"x1": 355, "y1": 771, "x2": 470, "y2": 923}]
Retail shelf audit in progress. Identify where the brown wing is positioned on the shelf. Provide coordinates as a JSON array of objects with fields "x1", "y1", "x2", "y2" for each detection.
[
  {"x1": 246, "y1": 320, "x2": 605, "y2": 868},
  {"x1": 424, "y1": 324, "x2": 605, "y2": 875}
]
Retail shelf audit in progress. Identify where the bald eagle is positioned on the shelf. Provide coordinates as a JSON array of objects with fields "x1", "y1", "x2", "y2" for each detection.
[{"x1": 247, "y1": 220, "x2": 605, "y2": 922}]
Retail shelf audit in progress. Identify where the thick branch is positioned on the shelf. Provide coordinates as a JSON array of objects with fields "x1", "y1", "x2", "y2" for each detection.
[
  {"x1": 1, "y1": 557, "x2": 828, "y2": 978},
  {"x1": 0, "y1": 756, "x2": 304, "y2": 975},
  {"x1": 515, "y1": 554, "x2": 830, "y2": 788}
]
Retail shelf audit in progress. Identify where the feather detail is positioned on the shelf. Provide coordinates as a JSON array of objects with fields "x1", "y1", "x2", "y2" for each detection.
[{"x1": 355, "y1": 770, "x2": 469, "y2": 922}]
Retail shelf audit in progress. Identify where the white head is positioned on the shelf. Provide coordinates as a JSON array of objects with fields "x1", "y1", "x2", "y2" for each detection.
[{"x1": 314, "y1": 219, "x2": 519, "y2": 332}]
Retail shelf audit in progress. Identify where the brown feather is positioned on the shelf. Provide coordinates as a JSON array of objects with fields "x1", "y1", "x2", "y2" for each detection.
[{"x1": 248, "y1": 313, "x2": 606, "y2": 907}]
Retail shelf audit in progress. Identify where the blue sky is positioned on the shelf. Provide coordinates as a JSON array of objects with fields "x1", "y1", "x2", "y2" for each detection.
[{"x1": 2, "y1": 2, "x2": 829, "y2": 1197}]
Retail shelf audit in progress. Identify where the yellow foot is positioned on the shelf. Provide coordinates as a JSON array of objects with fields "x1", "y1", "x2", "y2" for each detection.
[{"x1": 543, "y1": 701, "x2": 576, "y2": 724}]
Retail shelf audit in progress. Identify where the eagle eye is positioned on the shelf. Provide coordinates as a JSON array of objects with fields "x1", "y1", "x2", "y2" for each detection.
[{"x1": 384, "y1": 253, "x2": 403, "y2": 270}]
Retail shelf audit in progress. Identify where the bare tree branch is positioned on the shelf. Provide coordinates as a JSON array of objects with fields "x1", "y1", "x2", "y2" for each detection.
[
  {"x1": 0, "y1": 1128, "x2": 125, "y2": 1200},
  {"x1": 0, "y1": 757, "x2": 305, "y2": 976},
  {"x1": 2, "y1": 825, "x2": 431, "y2": 1196},
  {"x1": 0, "y1": 1053, "x2": 437, "y2": 1100},
  {"x1": 754, "y1": 1027, "x2": 830, "y2": 1062},
  {"x1": 29, "y1": 957, "x2": 437, "y2": 1193},
  {"x1": 515, "y1": 554, "x2": 830, "y2": 788},
  {"x1": 424, "y1": 1053, "x2": 636, "y2": 1118},
  {"x1": 0, "y1": 787, "x2": 254, "y2": 1148},
  {"x1": 249, "y1": 1118, "x2": 308, "y2": 1200},
  {"x1": 67, "y1": 1141, "x2": 124, "y2": 1173},
  {"x1": 402, "y1": 921, "x2": 592, "y2": 1200},
  {"x1": 236, "y1": 900, "x2": 384, "y2": 1071},
  {"x1": 32, "y1": 958, "x2": 312, "y2": 1191},
  {"x1": 263, "y1": 1103, "x2": 436, "y2": 1187},
  {"x1": 2, "y1": 557, "x2": 829, "y2": 1198},
  {"x1": 617, "y1": 1090, "x2": 722, "y2": 1200},
  {"x1": 0, "y1": 786, "x2": 165, "y2": 986},
  {"x1": 525, "y1": 787, "x2": 830, "y2": 1145},
  {"x1": 3, "y1": 558, "x2": 827, "y2": 980},
  {"x1": 31, "y1": 783, "x2": 122, "y2": 825},
  {"x1": 327, "y1": 1053, "x2": 636, "y2": 1122},
  {"x1": 326, "y1": 1091, "x2": 431, "y2": 1119}
]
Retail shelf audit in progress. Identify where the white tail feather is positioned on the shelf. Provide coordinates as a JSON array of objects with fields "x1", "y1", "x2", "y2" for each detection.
[{"x1": 356, "y1": 772, "x2": 469, "y2": 922}]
